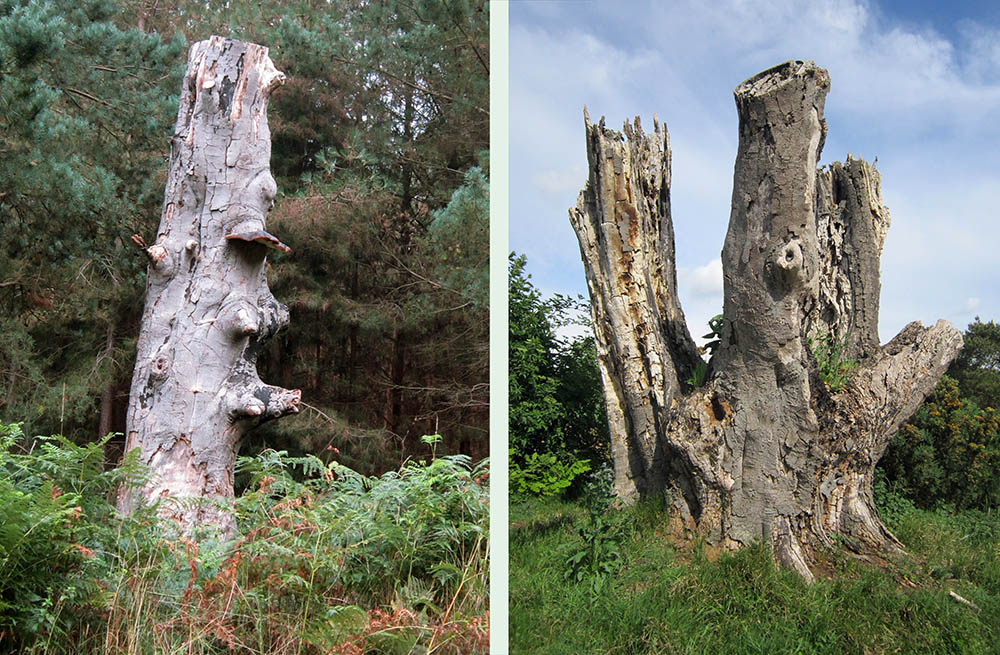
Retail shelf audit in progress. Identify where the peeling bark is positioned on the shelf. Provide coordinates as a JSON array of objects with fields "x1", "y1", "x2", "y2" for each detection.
[
  {"x1": 570, "y1": 111, "x2": 702, "y2": 501},
  {"x1": 571, "y1": 60, "x2": 962, "y2": 579},
  {"x1": 119, "y1": 36, "x2": 299, "y2": 539}
]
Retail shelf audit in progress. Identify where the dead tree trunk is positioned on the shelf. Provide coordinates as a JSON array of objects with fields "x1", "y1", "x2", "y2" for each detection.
[
  {"x1": 119, "y1": 36, "x2": 300, "y2": 538},
  {"x1": 570, "y1": 61, "x2": 962, "y2": 580}
]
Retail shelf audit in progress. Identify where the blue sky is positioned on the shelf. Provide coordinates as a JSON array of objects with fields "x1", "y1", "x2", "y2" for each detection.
[{"x1": 509, "y1": 0, "x2": 1000, "y2": 344}]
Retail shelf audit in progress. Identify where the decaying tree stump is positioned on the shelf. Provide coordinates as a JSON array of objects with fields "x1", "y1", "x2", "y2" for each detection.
[
  {"x1": 570, "y1": 61, "x2": 962, "y2": 580},
  {"x1": 119, "y1": 36, "x2": 300, "y2": 538}
]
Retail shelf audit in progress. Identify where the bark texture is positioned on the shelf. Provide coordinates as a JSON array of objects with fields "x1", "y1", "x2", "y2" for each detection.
[
  {"x1": 120, "y1": 36, "x2": 299, "y2": 538},
  {"x1": 571, "y1": 60, "x2": 962, "y2": 580},
  {"x1": 570, "y1": 111, "x2": 702, "y2": 502}
]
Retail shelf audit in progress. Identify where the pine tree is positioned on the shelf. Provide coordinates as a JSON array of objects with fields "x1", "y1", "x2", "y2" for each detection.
[
  {"x1": 1, "y1": 0, "x2": 489, "y2": 472},
  {"x1": 0, "y1": 0, "x2": 184, "y2": 440}
]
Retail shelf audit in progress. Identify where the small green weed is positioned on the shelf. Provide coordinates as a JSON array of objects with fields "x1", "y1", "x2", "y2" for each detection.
[
  {"x1": 809, "y1": 330, "x2": 858, "y2": 391},
  {"x1": 685, "y1": 359, "x2": 708, "y2": 389},
  {"x1": 562, "y1": 512, "x2": 625, "y2": 593},
  {"x1": 562, "y1": 468, "x2": 625, "y2": 593}
]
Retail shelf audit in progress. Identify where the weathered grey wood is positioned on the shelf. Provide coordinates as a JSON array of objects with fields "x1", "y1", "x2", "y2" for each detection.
[
  {"x1": 119, "y1": 36, "x2": 299, "y2": 538},
  {"x1": 571, "y1": 60, "x2": 963, "y2": 579},
  {"x1": 570, "y1": 112, "x2": 701, "y2": 502},
  {"x1": 809, "y1": 157, "x2": 890, "y2": 360}
]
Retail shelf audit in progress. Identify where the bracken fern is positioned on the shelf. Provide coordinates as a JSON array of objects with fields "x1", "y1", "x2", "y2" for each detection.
[{"x1": 0, "y1": 423, "x2": 489, "y2": 654}]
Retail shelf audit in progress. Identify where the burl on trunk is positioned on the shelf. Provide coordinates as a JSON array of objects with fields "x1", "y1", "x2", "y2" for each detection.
[
  {"x1": 119, "y1": 36, "x2": 300, "y2": 538},
  {"x1": 570, "y1": 61, "x2": 962, "y2": 580}
]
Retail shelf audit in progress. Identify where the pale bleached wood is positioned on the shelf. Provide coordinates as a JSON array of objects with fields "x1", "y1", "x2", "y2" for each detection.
[{"x1": 120, "y1": 36, "x2": 299, "y2": 538}]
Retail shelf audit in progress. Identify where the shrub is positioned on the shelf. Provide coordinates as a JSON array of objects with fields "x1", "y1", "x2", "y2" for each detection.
[
  {"x1": 880, "y1": 375, "x2": 1000, "y2": 510},
  {"x1": 509, "y1": 254, "x2": 610, "y2": 470},
  {"x1": 509, "y1": 450, "x2": 590, "y2": 497}
]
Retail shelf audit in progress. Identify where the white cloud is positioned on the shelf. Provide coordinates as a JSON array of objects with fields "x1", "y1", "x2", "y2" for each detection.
[
  {"x1": 533, "y1": 167, "x2": 587, "y2": 195},
  {"x1": 677, "y1": 258, "x2": 724, "y2": 348},
  {"x1": 959, "y1": 21, "x2": 1000, "y2": 83},
  {"x1": 679, "y1": 258, "x2": 723, "y2": 299},
  {"x1": 510, "y1": 0, "x2": 1000, "y2": 345}
]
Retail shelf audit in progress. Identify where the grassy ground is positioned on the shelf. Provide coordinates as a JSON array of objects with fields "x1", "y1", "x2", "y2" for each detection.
[{"x1": 510, "y1": 494, "x2": 1000, "y2": 654}]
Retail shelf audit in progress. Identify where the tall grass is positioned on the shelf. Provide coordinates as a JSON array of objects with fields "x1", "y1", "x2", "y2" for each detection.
[
  {"x1": 511, "y1": 492, "x2": 1000, "y2": 654},
  {"x1": 0, "y1": 423, "x2": 489, "y2": 654}
]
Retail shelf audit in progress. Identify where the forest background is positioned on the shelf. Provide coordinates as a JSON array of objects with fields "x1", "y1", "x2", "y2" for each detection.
[
  {"x1": 0, "y1": 0, "x2": 490, "y2": 472},
  {"x1": 0, "y1": 1, "x2": 491, "y2": 652}
]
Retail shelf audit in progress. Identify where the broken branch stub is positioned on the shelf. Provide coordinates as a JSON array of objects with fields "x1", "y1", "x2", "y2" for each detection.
[{"x1": 119, "y1": 36, "x2": 299, "y2": 538}]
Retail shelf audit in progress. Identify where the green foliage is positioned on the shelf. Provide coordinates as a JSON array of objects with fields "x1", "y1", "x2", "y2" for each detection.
[
  {"x1": 509, "y1": 254, "x2": 566, "y2": 457},
  {"x1": 509, "y1": 253, "x2": 610, "y2": 472},
  {"x1": 554, "y1": 335, "x2": 609, "y2": 461},
  {"x1": 0, "y1": 423, "x2": 152, "y2": 641},
  {"x1": 0, "y1": 423, "x2": 488, "y2": 654},
  {"x1": 509, "y1": 450, "x2": 591, "y2": 497},
  {"x1": 948, "y1": 316, "x2": 1000, "y2": 410},
  {"x1": 685, "y1": 359, "x2": 708, "y2": 389},
  {"x1": 880, "y1": 375, "x2": 1000, "y2": 510},
  {"x1": 809, "y1": 331, "x2": 858, "y2": 391},
  {"x1": 0, "y1": 0, "x2": 185, "y2": 437},
  {"x1": 233, "y1": 449, "x2": 489, "y2": 611},
  {"x1": 702, "y1": 313, "x2": 724, "y2": 357},
  {"x1": 244, "y1": 0, "x2": 490, "y2": 464},
  {"x1": 871, "y1": 467, "x2": 917, "y2": 529},
  {"x1": 511, "y1": 495, "x2": 1000, "y2": 654}
]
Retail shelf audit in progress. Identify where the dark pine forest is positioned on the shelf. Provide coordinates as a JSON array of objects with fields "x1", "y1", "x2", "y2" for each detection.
[{"x1": 0, "y1": 0, "x2": 490, "y2": 472}]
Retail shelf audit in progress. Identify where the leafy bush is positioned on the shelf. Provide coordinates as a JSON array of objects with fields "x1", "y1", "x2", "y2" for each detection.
[
  {"x1": 509, "y1": 450, "x2": 590, "y2": 497},
  {"x1": 947, "y1": 317, "x2": 1000, "y2": 411},
  {"x1": 0, "y1": 423, "x2": 489, "y2": 654},
  {"x1": 880, "y1": 375, "x2": 1000, "y2": 511},
  {"x1": 509, "y1": 253, "x2": 610, "y2": 469}
]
